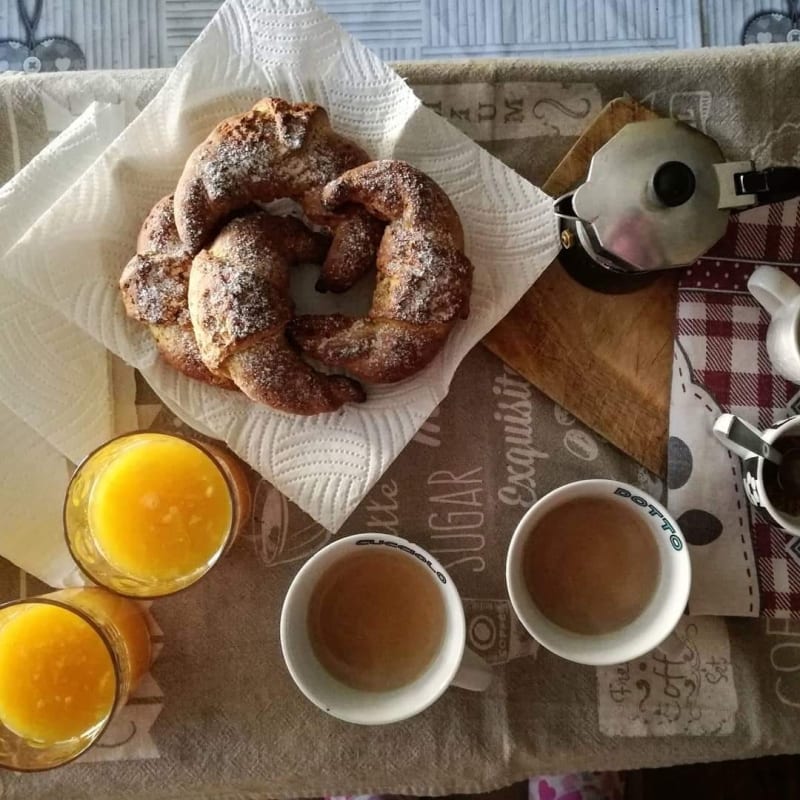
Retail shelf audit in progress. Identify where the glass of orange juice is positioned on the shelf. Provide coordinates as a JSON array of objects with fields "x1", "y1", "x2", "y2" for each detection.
[
  {"x1": 0, "y1": 587, "x2": 151, "y2": 771},
  {"x1": 64, "y1": 432, "x2": 251, "y2": 598}
]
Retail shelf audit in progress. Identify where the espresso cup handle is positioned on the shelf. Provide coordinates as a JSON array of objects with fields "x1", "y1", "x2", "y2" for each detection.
[
  {"x1": 451, "y1": 647, "x2": 493, "y2": 692},
  {"x1": 748, "y1": 265, "x2": 800, "y2": 317}
]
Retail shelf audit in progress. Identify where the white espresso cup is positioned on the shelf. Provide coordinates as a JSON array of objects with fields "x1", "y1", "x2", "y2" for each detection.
[
  {"x1": 506, "y1": 480, "x2": 691, "y2": 666},
  {"x1": 748, "y1": 265, "x2": 800, "y2": 384},
  {"x1": 714, "y1": 413, "x2": 800, "y2": 536},
  {"x1": 280, "y1": 534, "x2": 492, "y2": 725}
]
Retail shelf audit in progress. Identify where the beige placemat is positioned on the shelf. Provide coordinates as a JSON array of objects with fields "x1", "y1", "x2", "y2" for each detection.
[{"x1": 2, "y1": 45, "x2": 800, "y2": 799}]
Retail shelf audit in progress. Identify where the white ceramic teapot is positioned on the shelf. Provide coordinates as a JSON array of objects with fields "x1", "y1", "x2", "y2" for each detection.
[{"x1": 748, "y1": 266, "x2": 800, "y2": 385}]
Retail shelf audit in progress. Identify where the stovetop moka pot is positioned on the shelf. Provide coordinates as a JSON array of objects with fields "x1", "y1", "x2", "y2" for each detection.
[{"x1": 553, "y1": 118, "x2": 800, "y2": 281}]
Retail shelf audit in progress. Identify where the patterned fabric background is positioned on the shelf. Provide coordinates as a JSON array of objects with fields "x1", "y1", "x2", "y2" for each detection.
[
  {"x1": 2, "y1": 40, "x2": 800, "y2": 800},
  {"x1": 669, "y1": 200, "x2": 800, "y2": 618},
  {"x1": 0, "y1": 0, "x2": 799, "y2": 71}
]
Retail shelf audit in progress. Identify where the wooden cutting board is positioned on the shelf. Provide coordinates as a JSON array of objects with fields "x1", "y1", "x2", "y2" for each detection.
[{"x1": 483, "y1": 97, "x2": 677, "y2": 477}]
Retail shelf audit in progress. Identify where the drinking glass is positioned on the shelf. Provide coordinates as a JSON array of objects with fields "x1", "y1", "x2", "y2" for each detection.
[
  {"x1": 0, "y1": 588, "x2": 151, "y2": 771},
  {"x1": 64, "y1": 431, "x2": 250, "y2": 597}
]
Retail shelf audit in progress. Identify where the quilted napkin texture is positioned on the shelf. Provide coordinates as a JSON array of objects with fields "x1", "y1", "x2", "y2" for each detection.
[
  {"x1": 0, "y1": 101, "x2": 129, "y2": 464},
  {"x1": 2, "y1": 0, "x2": 559, "y2": 532},
  {"x1": 0, "y1": 102, "x2": 130, "y2": 586},
  {"x1": 0, "y1": 401, "x2": 85, "y2": 587}
]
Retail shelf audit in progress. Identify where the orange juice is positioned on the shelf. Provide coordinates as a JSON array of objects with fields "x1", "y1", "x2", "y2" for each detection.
[
  {"x1": 56, "y1": 588, "x2": 152, "y2": 691},
  {"x1": 88, "y1": 434, "x2": 233, "y2": 582},
  {"x1": 0, "y1": 603, "x2": 114, "y2": 744},
  {"x1": 0, "y1": 589, "x2": 151, "y2": 771}
]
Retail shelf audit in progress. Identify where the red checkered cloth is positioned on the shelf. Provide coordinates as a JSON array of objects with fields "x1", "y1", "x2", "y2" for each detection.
[{"x1": 671, "y1": 198, "x2": 800, "y2": 617}]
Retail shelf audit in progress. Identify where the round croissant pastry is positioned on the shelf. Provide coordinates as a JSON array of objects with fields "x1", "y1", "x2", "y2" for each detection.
[
  {"x1": 174, "y1": 97, "x2": 384, "y2": 289},
  {"x1": 288, "y1": 160, "x2": 474, "y2": 383},
  {"x1": 119, "y1": 195, "x2": 235, "y2": 388},
  {"x1": 188, "y1": 211, "x2": 365, "y2": 414}
]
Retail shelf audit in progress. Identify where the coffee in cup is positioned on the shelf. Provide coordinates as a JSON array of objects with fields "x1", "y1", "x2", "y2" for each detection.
[
  {"x1": 281, "y1": 534, "x2": 492, "y2": 725},
  {"x1": 507, "y1": 480, "x2": 691, "y2": 666},
  {"x1": 307, "y1": 548, "x2": 446, "y2": 692},
  {"x1": 734, "y1": 415, "x2": 800, "y2": 535},
  {"x1": 522, "y1": 496, "x2": 661, "y2": 636}
]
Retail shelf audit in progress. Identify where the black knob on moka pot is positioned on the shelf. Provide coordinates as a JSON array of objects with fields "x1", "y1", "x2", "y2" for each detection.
[{"x1": 651, "y1": 161, "x2": 696, "y2": 208}]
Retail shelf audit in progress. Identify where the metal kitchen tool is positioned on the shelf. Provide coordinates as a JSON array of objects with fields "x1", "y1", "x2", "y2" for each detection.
[
  {"x1": 714, "y1": 413, "x2": 800, "y2": 500},
  {"x1": 713, "y1": 413, "x2": 784, "y2": 465},
  {"x1": 554, "y1": 118, "x2": 800, "y2": 288}
]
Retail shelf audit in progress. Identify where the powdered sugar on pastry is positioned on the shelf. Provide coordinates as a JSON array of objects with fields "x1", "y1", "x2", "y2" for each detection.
[
  {"x1": 173, "y1": 97, "x2": 381, "y2": 296},
  {"x1": 288, "y1": 160, "x2": 473, "y2": 383},
  {"x1": 188, "y1": 212, "x2": 365, "y2": 415},
  {"x1": 119, "y1": 195, "x2": 235, "y2": 388}
]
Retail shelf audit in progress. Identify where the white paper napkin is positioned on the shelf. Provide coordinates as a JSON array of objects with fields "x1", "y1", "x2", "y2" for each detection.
[
  {"x1": 0, "y1": 101, "x2": 130, "y2": 586},
  {"x1": 2, "y1": 0, "x2": 559, "y2": 532},
  {"x1": 0, "y1": 101, "x2": 130, "y2": 464},
  {"x1": 0, "y1": 401, "x2": 86, "y2": 587}
]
